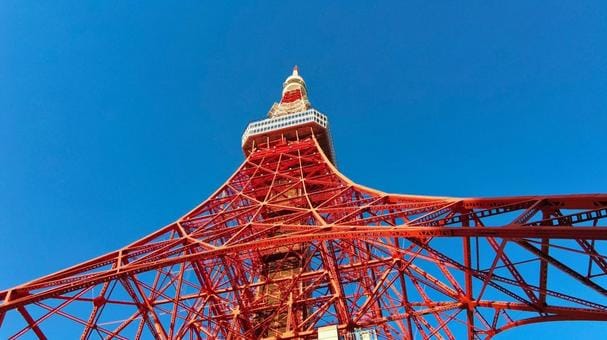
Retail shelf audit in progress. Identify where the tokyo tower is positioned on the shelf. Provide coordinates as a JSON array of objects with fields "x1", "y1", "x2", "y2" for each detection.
[{"x1": 1, "y1": 67, "x2": 606, "y2": 339}]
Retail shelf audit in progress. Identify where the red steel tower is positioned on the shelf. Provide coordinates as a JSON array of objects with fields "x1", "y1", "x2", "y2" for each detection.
[{"x1": 1, "y1": 67, "x2": 607, "y2": 339}]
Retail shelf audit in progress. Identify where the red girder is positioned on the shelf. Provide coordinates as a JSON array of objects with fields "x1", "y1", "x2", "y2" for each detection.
[{"x1": 1, "y1": 136, "x2": 606, "y2": 339}]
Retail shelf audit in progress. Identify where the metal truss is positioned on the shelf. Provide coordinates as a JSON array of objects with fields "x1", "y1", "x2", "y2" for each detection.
[{"x1": 1, "y1": 136, "x2": 606, "y2": 339}]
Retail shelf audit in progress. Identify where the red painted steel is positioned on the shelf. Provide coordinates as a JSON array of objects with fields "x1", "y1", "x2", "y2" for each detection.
[
  {"x1": 1, "y1": 136, "x2": 606, "y2": 339},
  {"x1": 1, "y1": 71, "x2": 606, "y2": 339},
  {"x1": 281, "y1": 89, "x2": 303, "y2": 103}
]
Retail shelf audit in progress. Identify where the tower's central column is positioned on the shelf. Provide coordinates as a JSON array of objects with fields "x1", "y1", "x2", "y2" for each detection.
[{"x1": 242, "y1": 67, "x2": 335, "y2": 337}]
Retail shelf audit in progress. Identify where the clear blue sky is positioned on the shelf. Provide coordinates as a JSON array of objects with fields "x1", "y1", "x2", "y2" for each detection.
[{"x1": 1, "y1": 1, "x2": 606, "y2": 338}]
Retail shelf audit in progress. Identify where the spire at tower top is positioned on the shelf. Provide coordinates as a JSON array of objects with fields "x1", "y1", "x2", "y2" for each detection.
[
  {"x1": 283, "y1": 65, "x2": 305, "y2": 90},
  {"x1": 266, "y1": 66, "x2": 311, "y2": 118}
]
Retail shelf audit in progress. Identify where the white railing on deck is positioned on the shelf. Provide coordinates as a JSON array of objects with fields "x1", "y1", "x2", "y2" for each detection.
[{"x1": 242, "y1": 109, "x2": 329, "y2": 146}]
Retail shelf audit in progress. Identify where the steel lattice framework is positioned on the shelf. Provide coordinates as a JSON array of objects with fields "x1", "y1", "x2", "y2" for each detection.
[{"x1": 1, "y1": 68, "x2": 607, "y2": 339}]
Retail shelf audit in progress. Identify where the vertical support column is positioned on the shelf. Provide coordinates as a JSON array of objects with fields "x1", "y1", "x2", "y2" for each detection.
[
  {"x1": 538, "y1": 210, "x2": 550, "y2": 307},
  {"x1": 462, "y1": 213, "x2": 475, "y2": 340},
  {"x1": 253, "y1": 166, "x2": 308, "y2": 338}
]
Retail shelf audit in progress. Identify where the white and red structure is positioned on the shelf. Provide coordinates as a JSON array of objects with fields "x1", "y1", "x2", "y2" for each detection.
[{"x1": 1, "y1": 67, "x2": 606, "y2": 339}]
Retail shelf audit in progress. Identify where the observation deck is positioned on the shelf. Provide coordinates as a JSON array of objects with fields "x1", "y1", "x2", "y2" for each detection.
[
  {"x1": 241, "y1": 108, "x2": 336, "y2": 163},
  {"x1": 241, "y1": 67, "x2": 336, "y2": 163}
]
